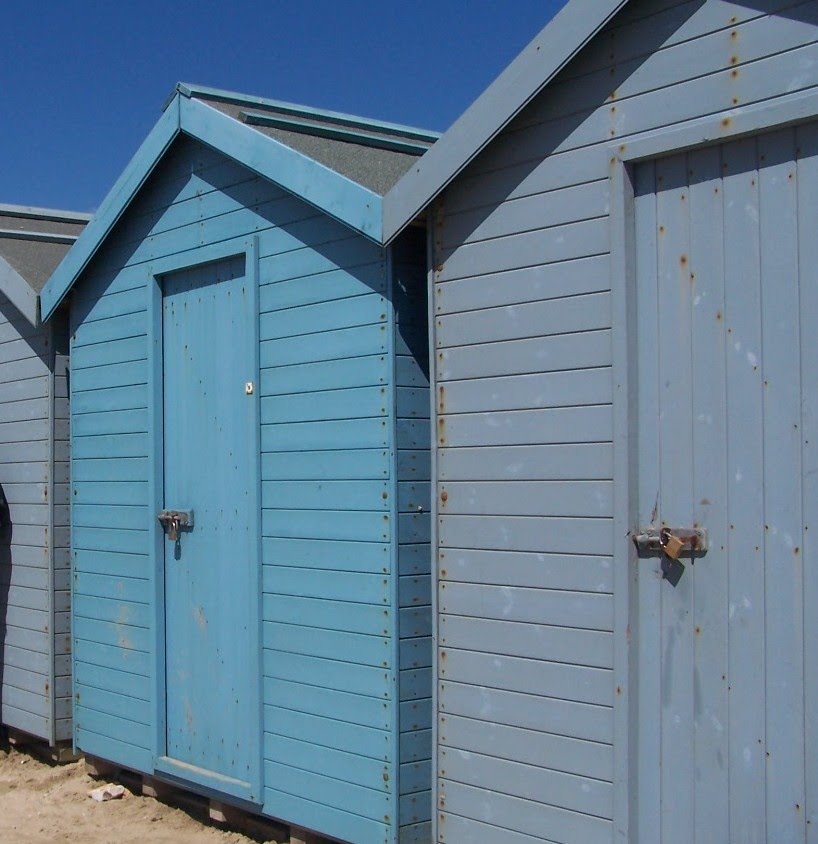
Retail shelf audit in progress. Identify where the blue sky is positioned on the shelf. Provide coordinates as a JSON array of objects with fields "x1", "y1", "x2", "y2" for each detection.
[{"x1": 0, "y1": 1, "x2": 567, "y2": 213}]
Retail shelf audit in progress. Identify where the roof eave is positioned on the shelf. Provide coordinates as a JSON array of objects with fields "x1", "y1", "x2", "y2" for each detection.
[
  {"x1": 41, "y1": 92, "x2": 385, "y2": 322},
  {"x1": 382, "y1": 0, "x2": 631, "y2": 244}
]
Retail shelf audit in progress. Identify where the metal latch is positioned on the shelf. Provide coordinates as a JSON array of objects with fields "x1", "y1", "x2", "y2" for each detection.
[
  {"x1": 633, "y1": 527, "x2": 708, "y2": 559},
  {"x1": 633, "y1": 527, "x2": 708, "y2": 587},
  {"x1": 158, "y1": 509, "x2": 194, "y2": 542}
]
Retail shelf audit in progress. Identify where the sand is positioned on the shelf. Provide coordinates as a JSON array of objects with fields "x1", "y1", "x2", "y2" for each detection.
[{"x1": 0, "y1": 746, "x2": 265, "y2": 844}]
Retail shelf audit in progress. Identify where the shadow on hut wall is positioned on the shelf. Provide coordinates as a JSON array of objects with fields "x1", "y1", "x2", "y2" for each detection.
[
  {"x1": 432, "y1": 0, "x2": 716, "y2": 251},
  {"x1": 0, "y1": 481, "x2": 9, "y2": 739}
]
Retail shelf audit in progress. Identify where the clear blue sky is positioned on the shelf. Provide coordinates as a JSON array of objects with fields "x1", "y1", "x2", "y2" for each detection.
[{"x1": 0, "y1": 1, "x2": 567, "y2": 213}]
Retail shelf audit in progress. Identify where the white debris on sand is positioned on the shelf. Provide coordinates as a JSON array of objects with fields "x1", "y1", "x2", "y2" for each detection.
[
  {"x1": 88, "y1": 783, "x2": 127, "y2": 802},
  {"x1": 0, "y1": 746, "x2": 257, "y2": 844}
]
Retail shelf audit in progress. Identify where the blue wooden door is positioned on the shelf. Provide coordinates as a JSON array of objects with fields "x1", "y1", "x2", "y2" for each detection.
[
  {"x1": 161, "y1": 254, "x2": 260, "y2": 801},
  {"x1": 634, "y1": 128, "x2": 817, "y2": 843}
]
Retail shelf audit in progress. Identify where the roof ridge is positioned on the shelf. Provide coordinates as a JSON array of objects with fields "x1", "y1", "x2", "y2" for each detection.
[
  {"x1": 173, "y1": 82, "x2": 441, "y2": 143},
  {"x1": 0, "y1": 203, "x2": 92, "y2": 223}
]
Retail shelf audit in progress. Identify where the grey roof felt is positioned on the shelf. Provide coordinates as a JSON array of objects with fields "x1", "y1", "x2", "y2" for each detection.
[
  {"x1": 0, "y1": 206, "x2": 88, "y2": 293},
  {"x1": 187, "y1": 89, "x2": 435, "y2": 196}
]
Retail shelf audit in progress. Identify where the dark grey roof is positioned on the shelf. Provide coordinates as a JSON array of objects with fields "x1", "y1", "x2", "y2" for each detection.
[
  {"x1": 0, "y1": 205, "x2": 89, "y2": 293},
  {"x1": 180, "y1": 84, "x2": 440, "y2": 197}
]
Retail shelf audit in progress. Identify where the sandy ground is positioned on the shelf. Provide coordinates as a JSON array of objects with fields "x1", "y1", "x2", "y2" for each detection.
[{"x1": 0, "y1": 745, "x2": 270, "y2": 844}]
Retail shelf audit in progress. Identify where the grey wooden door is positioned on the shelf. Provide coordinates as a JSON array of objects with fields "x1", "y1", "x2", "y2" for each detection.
[{"x1": 634, "y1": 126, "x2": 817, "y2": 843}]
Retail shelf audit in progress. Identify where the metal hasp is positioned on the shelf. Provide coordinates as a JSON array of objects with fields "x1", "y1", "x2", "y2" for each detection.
[
  {"x1": 633, "y1": 527, "x2": 708, "y2": 558},
  {"x1": 158, "y1": 509, "x2": 194, "y2": 542}
]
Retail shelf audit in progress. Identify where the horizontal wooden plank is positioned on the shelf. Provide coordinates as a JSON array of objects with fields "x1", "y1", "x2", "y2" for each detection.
[
  {"x1": 260, "y1": 322, "x2": 387, "y2": 367},
  {"x1": 438, "y1": 442, "x2": 612, "y2": 482},
  {"x1": 74, "y1": 684, "x2": 150, "y2": 727},
  {"x1": 71, "y1": 336, "x2": 147, "y2": 371},
  {"x1": 73, "y1": 313, "x2": 146, "y2": 348},
  {"x1": 261, "y1": 385, "x2": 388, "y2": 424},
  {"x1": 2, "y1": 625, "x2": 48, "y2": 656},
  {"x1": 74, "y1": 639, "x2": 149, "y2": 677},
  {"x1": 440, "y1": 547, "x2": 612, "y2": 593},
  {"x1": 400, "y1": 669, "x2": 432, "y2": 703},
  {"x1": 264, "y1": 621, "x2": 390, "y2": 668},
  {"x1": 399, "y1": 575, "x2": 431, "y2": 609},
  {"x1": 74, "y1": 504, "x2": 147, "y2": 531},
  {"x1": 0, "y1": 418, "x2": 49, "y2": 443},
  {"x1": 74, "y1": 705, "x2": 151, "y2": 751},
  {"x1": 72, "y1": 457, "x2": 149, "y2": 482},
  {"x1": 0, "y1": 375, "x2": 48, "y2": 406},
  {"x1": 264, "y1": 704, "x2": 390, "y2": 762},
  {"x1": 440, "y1": 680, "x2": 612, "y2": 745},
  {"x1": 74, "y1": 660, "x2": 150, "y2": 701},
  {"x1": 264, "y1": 677, "x2": 390, "y2": 732},
  {"x1": 438, "y1": 405, "x2": 611, "y2": 448},
  {"x1": 73, "y1": 526, "x2": 150, "y2": 555},
  {"x1": 440, "y1": 648, "x2": 611, "y2": 707},
  {"x1": 259, "y1": 235, "x2": 382, "y2": 285},
  {"x1": 440, "y1": 581, "x2": 613, "y2": 631},
  {"x1": 398, "y1": 542, "x2": 432, "y2": 576},
  {"x1": 264, "y1": 594, "x2": 391, "y2": 637},
  {"x1": 260, "y1": 293, "x2": 388, "y2": 342},
  {"x1": 439, "y1": 480, "x2": 612, "y2": 518},
  {"x1": 439, "y1": 329, "x2": 611, "y2": 381},
  {"x1": 400, "y1": 728, "x2": 431, "y2": 762},
  {"x1": 261, "y1": 354, "x2": 387, "y2": 396},
  {"x1": 400, "y1": 760, "x2": 431, "y2": 795},
  {"x1": 262, "y1": 536, "x2": 389, "y2": 573},
  {"x1": 439, "y1": 779, "x2": 611, "y2": 844},
  {"x1": 436, "y1": 813, "x2": 544, "y2": 844},
  {"x1": 259, "y1": 262, "x2": 386, "y2": 313},
  {"x1": 72, "y1": 384, "x2": 147, "y2": 414},
  {"x1": 264, "y1": 649, "x2": 390, "y2": 699},
  {"x1": 73, "y1": 616, "x2": 151, "y2": 653},
  {"x1": 396, "y1": 355, "x2": 429, "y2": 389},
  {"x1": 399, "y1": 636, "x2": 433, "y2": 671},
  {"x1": 397, "y1": 450, "x2": 431, "y2": 482},
  {"x1": 398, "y1": 482, "x2": 431, "y2": 514},
  {"x1": 73, "y1": 593, "x2": 150, "y2": 628},
  {"x1": 262, "y1": 565, "x2": 389, "y2": 605},
  {"x1": 439, "y1": 290, "x2": 610, "y2": 350},
  {"x1": 261, "y1": 418, "x2": 389, "y2": 451},
  {"x1": 440, "y1": 514, "x2": 612, "y2": 556},
  {"x1": 74, "y1": 571, "x2": 150, "y2": 604},
  {"x1": 73, "y1": 481, "x2": 149, "y2": 507},
  {"x1": 0, "y1": 396, "x2": 48, "y2": 426},
  {"x1": 1, "y1": 642, "x2": 48, "y2": 673},
  {"x1": 0, "y1": 703, "x2": 48, "y2": 741},
  {"x1": 263, "y1": 785, "x2": 387, "y2": 844},
  {"x1": 262, "y1": 448, "x2": 389, "y2": 481},
  {"x1": 262, "y1": 480, "x2": 390, "y2": 512},
  {"x1": 264, "y1": 732, "x2": 389, "y2": 794},
  {"x1": 440, "y1": 712, "x2": 612, "y2": 782},
  {"x1": 441, "y1": 746, "x2": 612, "y2": 820},
  {"x1": 441, "y1": 178, "x2": 608, "y2": 251},
  {"x1": 262, "y1": 509, "x2": 390, "y2": 542},
  {"x1": 439, "y1": 218, "x2": 608, "y2": 282},
  {"x1": 72, "y1": 359, "x2": 148, "y2": 393},
  {"x1": 440, "y1": 615, "x2": 612, "y2": 669},
  {"x1": 400, "y1": 699, "x2": 433, "y2": 734},
  {"x1": 74, "y1": 725, "x2": 152, "y2": 774},
  {"x1": 441, "y1": 367, "x2": 612, "y2": 416}
]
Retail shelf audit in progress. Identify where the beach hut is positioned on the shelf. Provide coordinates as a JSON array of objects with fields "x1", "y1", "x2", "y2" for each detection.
[
  {"x1": 0, "y1": 203, "x2": 89, "y2": 749},
  {"x1": 40, "y1": 84, "x2": 437, "y2": 843},
  {"x1": 383, "y1": 1, "x2": 818, "y2": 841}
]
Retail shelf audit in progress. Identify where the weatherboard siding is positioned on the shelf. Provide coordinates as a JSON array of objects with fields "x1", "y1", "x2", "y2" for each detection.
[
  {"x1": 392, "y1": 228, "x2": 432, "y2": 843},
  {"x1": 431, "y1": 1, "x2": 818, "y2": 841},
  {"x1": 0, "y1": 295, "x2": 57, "y2": 742}
]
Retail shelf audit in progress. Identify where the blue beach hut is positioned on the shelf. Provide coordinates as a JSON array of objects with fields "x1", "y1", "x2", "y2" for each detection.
[
  {"x1": 0, "y1": 204, "x2": 89, "y2": 750},
  {"x1": 41, "y1": 84, "x2": 437, "y2": 843}
]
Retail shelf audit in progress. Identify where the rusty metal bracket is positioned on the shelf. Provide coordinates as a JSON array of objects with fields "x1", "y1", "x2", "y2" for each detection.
[{"x1": 633, "y1": 527, "x2": 708, "y2": 558}]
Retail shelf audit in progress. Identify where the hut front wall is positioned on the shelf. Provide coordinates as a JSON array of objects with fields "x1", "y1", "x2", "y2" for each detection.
[
  {"x1": 70, "y1": 136, "x2": 430, "y2": 843},
  {"x1": 430, "y1": 1, "x2": 818, "y2": 842},
  {"x1": 0, "y1": 295, "x2": 64, "y2": 742}
]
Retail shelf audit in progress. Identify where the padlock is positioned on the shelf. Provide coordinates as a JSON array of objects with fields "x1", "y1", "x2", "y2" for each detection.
[{"x1": 661, "y1": 529, "x2": 685, "y2": 560}]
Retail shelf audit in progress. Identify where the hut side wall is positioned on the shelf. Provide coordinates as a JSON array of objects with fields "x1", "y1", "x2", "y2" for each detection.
[
  {"x1": 0, "y1": 295, "x2": 56, "y2": 741},
  {"x1": 52, "y1": 319, "x2": 71, "y2": 742},
  {"x1": 392, "y1": 228, "x2": 432, "y2": 842},
  {"x1": 430, "y1": 1, "x2": 818, "y2": 841}
]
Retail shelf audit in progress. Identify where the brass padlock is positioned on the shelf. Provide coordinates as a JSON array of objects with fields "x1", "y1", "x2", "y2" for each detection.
[{"x1": 662, "y1": 530, "x2": 685, "y2": 560}]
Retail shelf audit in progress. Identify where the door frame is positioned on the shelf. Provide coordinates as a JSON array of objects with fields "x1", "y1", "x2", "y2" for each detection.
[
  {"x1": 146, "y1": 236, "x2": 262, "y2": 803},
  {"x1": 608, "y1": 89, "x2": 818, "y2": 842}
]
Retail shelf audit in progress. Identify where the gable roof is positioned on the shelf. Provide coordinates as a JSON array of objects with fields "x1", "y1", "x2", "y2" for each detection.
[
  {"x1": 0, "y1": 204, "x2": 90, "y2": 326},
  {"x1": 41, "y1": 85, "x2": 438, "y2": 321},
  {"x1": 382, "y1": 0, "x2": 630, "y2": 243}
]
